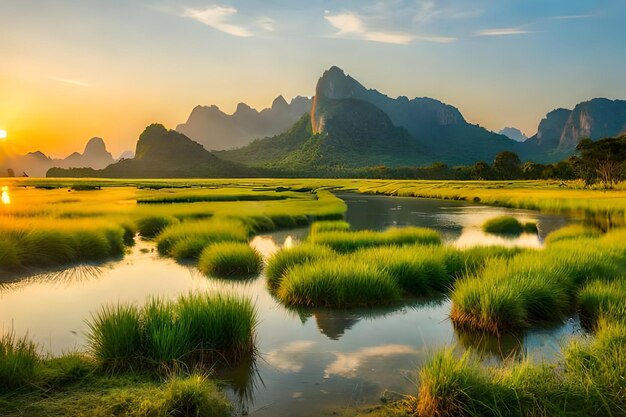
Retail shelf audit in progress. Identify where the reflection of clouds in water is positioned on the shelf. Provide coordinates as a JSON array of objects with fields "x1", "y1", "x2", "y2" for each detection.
[
  {"x1": 250, "y1": 236, "x2": 280, "y2": 258},
  {"x1": 265, "y1": 340, "x2": 316, "y2": 373},
  {"x1": 454, "y1": 230, "x2": 542, "y2": 249},
  {"x1": 324, "y1": 344, "x2": 417, "y2": 379}
]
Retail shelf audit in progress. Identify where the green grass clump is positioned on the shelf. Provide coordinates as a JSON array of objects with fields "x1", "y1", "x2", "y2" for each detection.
[
  {"x1": 156, "y1": 219, "x2": 249, "y2": 258},
  {"x1": 545, "y1": 224, "x2": 601, "y2": 245},
  {"x1": 198, "y1": 242, "x2": 262, "y2": 278},
  {"x1": 482, "y1": 216, "x2": 527, "y2": 235},
  {"x1": 137, "y1": 215, "x2": 179, "y2": 239},
  {"x1": 309, "y1": 220, "x2": 351, "y2": 236},
  {"x1": 451, "y1": 238, "x2": 626, "y2": 333},
  {"x1": 0, "y1": 333, "x2": 39, "y2": 393},
  {"x1": 309, "y1": 226, "x2": 441, "y2": 253},
  {"x1": 354, "y1": 245, "x2": 461, "y2": 295},
  {"x1": 578, "y1": 279, "x2": 626, "y2": 326},
  {"x1": 277, "y1": 259, "x2": 401, "y2": 307},
  {"x1": 87, "y1": 293, "x2": 257, "y2": 370},
  {"x1": 137, "y1": 193, "x2": 286, "y2": 204},
  {"x1": 265, "y1": 243, "x2": 335, "y2": 288},
  {"x1": 0, "y1": 239, "x2": 20, "y2": 270}
]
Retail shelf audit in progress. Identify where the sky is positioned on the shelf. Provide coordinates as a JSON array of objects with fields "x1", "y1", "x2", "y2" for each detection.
[{"x1": 1, "y1": 0, "x2": 625, "y2": 157}]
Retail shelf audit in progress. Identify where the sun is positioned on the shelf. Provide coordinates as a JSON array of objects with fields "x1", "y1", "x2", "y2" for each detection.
[{"x1": 0, "y1": 130, "x2": 6, "y2": 140}]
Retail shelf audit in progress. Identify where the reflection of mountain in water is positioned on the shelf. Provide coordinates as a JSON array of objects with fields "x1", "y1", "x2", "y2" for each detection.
[{"x1": 313, "y1": 310, "x2": 361, "y2": 340}]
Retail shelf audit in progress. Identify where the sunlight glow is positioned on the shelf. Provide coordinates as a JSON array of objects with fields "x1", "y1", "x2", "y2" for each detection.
[
  {"x1": 1, "y1": 186, "x2": 10, "y2": 205},
  {"x1": 0, "y1": 130, "x2": 7, "y2": 140}
]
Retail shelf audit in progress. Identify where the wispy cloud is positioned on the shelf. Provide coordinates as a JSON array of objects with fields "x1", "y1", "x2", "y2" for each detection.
[
  {"x1": 553, "y1": 13, "x2": 600, "y2": 20},
  {"x1": 475, "y1": 28, "x2": 532, "y2": 37},
  {"x1": 414, "y1": 0, "x2": 483, "y2": 23},
  {"x1": 324, "y1": 11, "x2": 455, "y2": 45},
  {"x1": 182, "y1": 5, "x2": 252, "y2": 37},
  {"x1": 265, "y1": 341, "x2": 316, "y2": 373},
  {"x1": 324, "y1": 344, "x2": 417, "y2": 378},
  {"x1": 49, "y1": 77, "x2": 89, "y2": 87}
]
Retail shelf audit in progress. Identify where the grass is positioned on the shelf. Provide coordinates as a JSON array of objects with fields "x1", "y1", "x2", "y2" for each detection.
[
  {"x1": 545, "y1": 224, "x2": 601, "y2": 245},
  {"x1": 276, "y1": 259, "x2": 401, "y2": 307},
  {"x1": 265, "y1": 243, "x2": 335, "y2": 288},
  {"x1": 578, "y1": 279, "x2": 626, "y2": 326},
  {"x1": 450, "y1": 233, "x2": 626, "y2": 333},
  {"x1": 156, "y1": 219, "x2": 249, "y2": 259},
  {"x1": 137, "y1": 215, "x2": 179, "y2": 239},
  {"x1": 309, "y1": 220, "x2": 351, "y2": 236},
  {"x1": 87, "y1": 293, "x2": 257, "y2": 370},
  {"x1": 198, "y1": 242, "x2": 263, "y2": 278},
  {"x1": 137, "y1": 193, "x2": 287, "y2": 204},
  {"x1": 309, "y1": 226, "x2": 441, "y2": 253},
  {"x1": 0, "y1": 223, "x2": 126, "y2": 271},
  {"x1": 0, "y1": 333, "x2": 39, "y2": 393},
  {"x1": 482, "y1": 216, "x2": 537, "y2": 235}
]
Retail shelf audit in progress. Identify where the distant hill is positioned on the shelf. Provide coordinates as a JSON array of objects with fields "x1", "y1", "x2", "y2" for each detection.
[
  {"x1": 0, "y1": 137, "x2": 114, "y2": 177},
  {"x1": 499, "y1": 127, "x2": 527, "y2": 142},
  {"x1": 176, "y1": 95, "x2": 312, "y2": 151},
  {"x1": 48, "y1": 124, "x2": 257, "y2": 178},
  {"x1": 219, "y1": 66, "x2": 519, "y2": 168}
]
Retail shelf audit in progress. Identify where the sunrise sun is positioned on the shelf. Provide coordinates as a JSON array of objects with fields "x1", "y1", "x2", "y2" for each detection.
[{"x1": 0, "y1": 130, "x2": 7, "y2": 140}]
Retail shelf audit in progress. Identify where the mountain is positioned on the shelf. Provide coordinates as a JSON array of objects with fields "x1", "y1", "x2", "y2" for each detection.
[
  {"x1": 499, "y1": 127, "x2": 527, "y2": 142},
  {"x1": 0, "y1": 137, "x2": 114, "y2": 177},
  {"x1": 219, "y1": 66, "x2": 519, "y2": 168},
  {"x1": 523, "y1": 99, "x2": 626, "y2": 162},
  {"x1": 48, "y1": 124, "x2": 256, "y2": 178},
  {"x1": 117, "y1": 150, "x2": 135, "y2": 161},
  {"x1": 176, "y1": 95, "x2": 312, "y2": 151}
]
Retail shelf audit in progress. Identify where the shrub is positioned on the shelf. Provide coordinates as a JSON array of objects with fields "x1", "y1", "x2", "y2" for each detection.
[{"x1": 198, "y1": 243, "x2": 263, "y2": 278}]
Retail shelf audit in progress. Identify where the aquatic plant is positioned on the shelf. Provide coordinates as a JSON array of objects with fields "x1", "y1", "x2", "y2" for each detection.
[
  {"x1": 265, "y1": 243, "x2": 335, "y2": 288},
  {"x1": 137, "y1": 215, "x2": 179, "y2": 239},
  {"x1": 309, "y1": 226, "x2": 441, "y2": 252},
  {"x1": 156, "y1": 219, "x2": 249, "y2": 256},
  {"x1": 277, "y1": 259, "x2": 401, "y2": 307},
  {"x1": 87, "y1": 293, "x2": 257, "y2": 369},
  {"x1": 198, "y1": 242, "x2": 263, "y2": 278}
]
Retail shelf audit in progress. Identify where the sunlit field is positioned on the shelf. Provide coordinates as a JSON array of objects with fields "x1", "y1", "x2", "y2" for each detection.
[{"x1": 1, "y1": 178, "x2": 625, "y2": 416}]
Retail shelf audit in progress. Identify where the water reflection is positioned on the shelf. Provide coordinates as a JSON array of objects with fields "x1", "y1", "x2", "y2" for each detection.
[{"x1": 1, "y1": 185, "x2": 10, "y2": 205}]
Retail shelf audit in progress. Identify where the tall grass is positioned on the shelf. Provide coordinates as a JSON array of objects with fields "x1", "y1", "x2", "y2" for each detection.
[
  {"x1": 265, "y1": 243, "x2": 335, "y2": 288},
  {"x1": 450, "y1": 236, "x2": 626, "y2": 333},
  {"x1": 138, "y1": 193, "x2": 286, "y2": 204},
  {"x1": 309, "y1": 220, "x2": 351, "y2": 237},
  {"x1": 87, "y1": 293, "x2": 257, "y2": 370},
  {"x1": 578, "y1": 279, "x2": 626, "y2": 326},
  {"x1": 0, "y1": 333, "x2": 39, "y2": 393},
  {"x1": 482, "y1": 216, "x2": 536, "y2": 235},
  {"x1": 156, "y1": 219, "x2": 249, "y2": 258},
  {"x1": 277, "y1": 259, "x2": 401, "y2": 307},
  {"x1": 309, "y1": 226, "x2": 441, "y2": 253},
  {"x1": 137, "y1": 215, "x2": 179, "y2": 239},
  {"x1": 198, "y1": 242, "x2": 262, "y2": 278},
  {"x1": 545, "y1": 224, "x2": 601, "y2": 245}
]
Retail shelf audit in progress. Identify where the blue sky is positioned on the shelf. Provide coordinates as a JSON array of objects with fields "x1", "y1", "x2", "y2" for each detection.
[{"x1": 1, "y1": 0, "x2": 625, "y2": 155}]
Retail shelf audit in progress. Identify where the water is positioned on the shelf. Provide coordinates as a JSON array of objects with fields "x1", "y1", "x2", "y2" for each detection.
[{"x1": 0, "y1": 194, "x2": 580, "y2": 416}]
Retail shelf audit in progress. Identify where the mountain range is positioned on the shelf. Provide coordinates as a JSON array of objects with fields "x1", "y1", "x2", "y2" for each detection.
[
  {"x1": 0, "y1": 137, "x2": 117, "y2": 177},
  {"x1": 18, "y1": 66, "x2": 626, "y2": 178},
  {"x1": 176, "y1": 95, "x2": 312, "y2": 150},
  {"x1": 498, "y1": 127, "x2": 528, "y2": 142}
]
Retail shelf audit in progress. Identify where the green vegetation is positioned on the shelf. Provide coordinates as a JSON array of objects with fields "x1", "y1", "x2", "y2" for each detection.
[
  {"x1": 137, "y1": 193, "x2": 287, "y2": 204},
  {"x1": 0, "y1": 333, "x2": 38, "y2": 393},
  {"x1": 578, "y1": 279, "x2": 626, "y2": 326},
  {"x1": 198, "y1": 242, "x2": 262, "y2": 278},
  {"x1": 309, "y1": 220, "x2": 351, "y2": 236},
  {"x1": 0, "y1": 223, "x2": 126, "y2": 271},
  {"x1": 545, "y1": 224, "x2": 601, "y2": 245},
  {"x1": 137, "y1": 215, "x2": 179, "y2": 239},
  {"x1": 265, "y1": 243, "x2": 335, "y2": 288},
  {"x1": 482, "y1": 216, "x2": 536, "y2": 235},
  {"x1": 88, "y1": 293, "x2": 257, "y2": 370},
  {"x1": 277, "y1": 259, "x2": 401, "y2": 307},
  {"x1": 156, "y1": 219, "x2": 249, "y2": 259},
  {"x1": 309, "y1": 226, "x2": 441, "y2": 253}
]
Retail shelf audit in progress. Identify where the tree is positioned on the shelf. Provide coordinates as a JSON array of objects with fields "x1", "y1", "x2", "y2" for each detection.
[
  {"x1": 472, "y1": 161, "x2": 492, "y2": 180},
  {"x1": 493, "y1": 151, "x2": 521, "y2": 179}
]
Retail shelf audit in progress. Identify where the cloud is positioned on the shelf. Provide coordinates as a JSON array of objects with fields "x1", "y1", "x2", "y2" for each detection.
[
  {"x1": 324, "y1": 344, "x2": 417, "y2": 378},
  {"x1": 414, "y1": 1, "x2": 483, "y2": 22},
  {"x1": 325, "y1": 12, "x2": 455, "y2": 45},
  {"x1": 49, "y1": 77, "x2": 89, "y2": 87},
  {"x1": 182, "y1": 5, "x2": 252, "y2": 37},
  {"x1": 475, "y1": 28, "x2": 532, "y2": 36},
  {"x1": 553, "y1": 13, "x2": 600, "y2": 20},
  {"x1": 265, "y1": 340, "x2": 316, "y2": 373}
]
